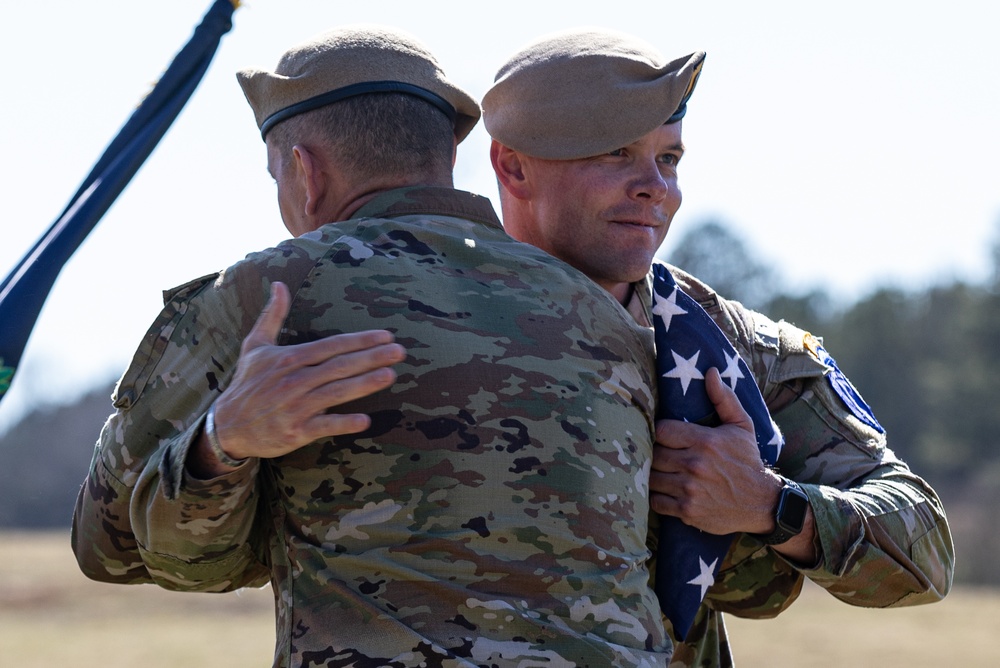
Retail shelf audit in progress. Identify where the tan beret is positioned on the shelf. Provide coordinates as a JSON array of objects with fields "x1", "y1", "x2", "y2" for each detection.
[
  {"x1": 237, "y1": 25, "x2": 480, "y2": 142},
  {"x1": 482, "y1": 28, "x2": 705, "y2": 160}
]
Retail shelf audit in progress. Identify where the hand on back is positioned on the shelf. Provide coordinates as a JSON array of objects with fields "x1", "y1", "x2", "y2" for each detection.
[{"x1": 211, "y1": 281, "x2": 407, "y2": 461}]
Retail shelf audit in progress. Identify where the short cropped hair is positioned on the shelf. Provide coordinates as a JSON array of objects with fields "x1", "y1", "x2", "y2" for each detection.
[{"x1": 269, "y1": 93, "x2": 455, "y2": 183}]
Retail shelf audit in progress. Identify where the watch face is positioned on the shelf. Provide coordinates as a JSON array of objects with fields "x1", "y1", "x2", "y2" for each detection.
[{"x1": 777, "y1": 487, "x2": 809, "y2": 532}]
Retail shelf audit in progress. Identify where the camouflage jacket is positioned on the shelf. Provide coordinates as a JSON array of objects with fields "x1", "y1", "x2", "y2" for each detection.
[
  {"x1": 638, "y1": 266, "x2": 955, "y2": 668},
  {"x1": 72, "y1": 187, "x2": 677, "y2": 667}
]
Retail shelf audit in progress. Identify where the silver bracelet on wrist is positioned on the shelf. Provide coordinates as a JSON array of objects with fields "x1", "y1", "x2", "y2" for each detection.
[{"x1": 205, "y1": 404, "x2": 248, "y2": 468}]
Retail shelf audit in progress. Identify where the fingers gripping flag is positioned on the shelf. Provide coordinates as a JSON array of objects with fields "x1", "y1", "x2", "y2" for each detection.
[{"x1": 651, "y1": 262, "x2": 782, "y2": 640}]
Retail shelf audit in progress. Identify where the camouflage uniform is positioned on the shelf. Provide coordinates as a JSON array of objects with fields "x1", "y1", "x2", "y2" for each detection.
[
  {"x1": 73, "y1": 187, "x2": 676, "y2": 667},
  {"x1": 631, "y1": 265, "x2": 954, "y2": 668}
]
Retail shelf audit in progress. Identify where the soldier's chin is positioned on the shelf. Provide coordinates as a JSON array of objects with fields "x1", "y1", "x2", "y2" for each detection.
[{"x1": 625, "y1": 255, "x2": 658, "y2": 283}]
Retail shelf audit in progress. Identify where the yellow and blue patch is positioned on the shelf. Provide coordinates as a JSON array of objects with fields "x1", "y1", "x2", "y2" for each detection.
[{"x1": 804, "y1": 335, "x2": 884, "y2": 434}]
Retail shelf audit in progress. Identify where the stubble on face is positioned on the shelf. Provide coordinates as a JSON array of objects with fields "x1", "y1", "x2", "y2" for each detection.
[{"x1": 518, "y1": 123, "x2": 684, "y2": 301}]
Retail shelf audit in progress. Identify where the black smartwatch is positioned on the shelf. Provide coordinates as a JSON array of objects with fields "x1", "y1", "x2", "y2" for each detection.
[{"x1": 754, "y1": 478, "x2": 809, "y2": 546}]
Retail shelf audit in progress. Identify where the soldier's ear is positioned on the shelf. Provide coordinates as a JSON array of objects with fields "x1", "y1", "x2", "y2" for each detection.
[
  {"x1": 490, "y1": 140, "x2": 530, "y2": 201},
  {"x1": 292, "y1": 144, "x2": 329, "y2": 218}
]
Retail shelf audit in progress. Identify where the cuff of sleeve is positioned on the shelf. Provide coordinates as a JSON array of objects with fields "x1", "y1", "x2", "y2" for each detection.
[
  {"x1": 795, "y1": 483, "x2": 865, "y2": 581},
  {"x1": 137, "y1": 542, "x2": 269, "y2": 592},
  {"x1": 161, "y1": 413, "x2": 258, "y2": 501}
]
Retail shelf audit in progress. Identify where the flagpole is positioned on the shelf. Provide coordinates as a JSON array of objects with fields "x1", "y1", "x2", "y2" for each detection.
[{"x1": 0, "y1": 0, "x2": 240, "y2": 400}]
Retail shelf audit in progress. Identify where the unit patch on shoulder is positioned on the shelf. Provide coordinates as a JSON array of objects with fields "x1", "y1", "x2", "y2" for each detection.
[{"x1": 804, "y1": 334, "x2": 885, "y2": 434}]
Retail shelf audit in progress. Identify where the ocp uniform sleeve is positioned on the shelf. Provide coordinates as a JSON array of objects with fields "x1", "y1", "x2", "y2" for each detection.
[
  {"x1": 660, "y1": 266, "x2": 953, "y2": 668},
  {"x1": 760, "y1": 327, "x2": 954, "y2": 605},
  {"x1": 124, "y1": 251, "x2": 306, "y2": 591},
  {"x1": 71, "y1": 271, "x2": 228, "y2": 584},
  {"x1": 677, "y1": 264, "x2": 954, "y2": 610},
  {"x1": 72, "y1": 241, "x2": 315, "y2": 590}
]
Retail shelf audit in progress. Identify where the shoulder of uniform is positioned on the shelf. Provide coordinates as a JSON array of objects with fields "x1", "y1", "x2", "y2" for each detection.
[
  {"x1": 663, "y1": 262, "x2": 756, "y2": 354},
  {"x1": 161, "y1": 272, "x2": 220, "y2": 306},
  {"x1": 663, "y1": 263, "x2": 715, "y2": 302}
]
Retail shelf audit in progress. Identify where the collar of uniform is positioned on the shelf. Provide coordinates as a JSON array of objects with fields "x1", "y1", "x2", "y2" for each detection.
[
  {"x1": 352, "y1": 186, "x2": 503, "y2": 230},
  {"x1": 627, "y1": 272, "x2": 655, "y2": 329}
]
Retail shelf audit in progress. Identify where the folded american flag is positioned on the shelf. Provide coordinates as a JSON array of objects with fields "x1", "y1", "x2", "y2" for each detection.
[{"x1": 650, "y1": 262, "x2": 782, "y2": 640}]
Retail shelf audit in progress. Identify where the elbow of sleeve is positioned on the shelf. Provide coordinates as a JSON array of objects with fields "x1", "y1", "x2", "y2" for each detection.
[
  {"x1": 72, "y1": 541, "x2": 151, "y2": 585},
  {"x1": 841, "y1": 517, "x2": 956, "y2": 608},
  {"x1": 71, "y1": 482, "x2": 153, "y2": 585},
  {"x1": 912, "y1": 518, "x2": 956, "y2": 602}
]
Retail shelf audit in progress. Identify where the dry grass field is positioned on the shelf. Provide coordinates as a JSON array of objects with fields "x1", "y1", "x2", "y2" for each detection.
[{"x1": 2, "y1": 530, "x2": 997, "y2": 667}]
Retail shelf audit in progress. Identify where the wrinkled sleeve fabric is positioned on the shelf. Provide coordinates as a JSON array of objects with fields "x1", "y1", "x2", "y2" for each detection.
[
  {"x1": 72, "y1": 248, "x2": 309, "y2": 591},
  {"x1": 71, "y1": 271, "x2": 235, "y2": 585},
  {"x1": 660, "y1": 267, "x2": 954, "y2": 667},
  {"x1": 761, "y1": 345, "x2": 954, "y2": 605},
  {"x1": 727, "y1": 303, "x2": 950, "y2": 608}
]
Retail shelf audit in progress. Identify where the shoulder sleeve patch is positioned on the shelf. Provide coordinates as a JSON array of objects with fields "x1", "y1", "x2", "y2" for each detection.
[{"x1": 804, "y1": 334, "x2": 885, "y2": 434}]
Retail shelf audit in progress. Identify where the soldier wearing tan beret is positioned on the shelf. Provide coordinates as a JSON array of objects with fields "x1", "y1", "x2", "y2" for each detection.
[
  {"x1": 483, "y1": 27, "x2": 953, "y2": 668},
  {"x1": 74, "y1": 25, "x2": 688, "y2": 668}
]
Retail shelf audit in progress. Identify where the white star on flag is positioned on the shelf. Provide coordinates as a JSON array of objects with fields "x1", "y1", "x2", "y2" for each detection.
[
  {"x1": 720, "y1": 350, "x2": 745, "y2": 390},
  {"x1": 687, "y1": 556, "x2": 718, "y2": 600},
  {"x1": 652, "y1": 285, "x2": 688, "y2": 331},
  {"x1": 769, "y1": 426, "x2": 784, "y2": 461},
  {"x1": 650, "y1": 262, "x2": 784, "y2": 641},
  {"x1": 664, "y1": 350, "x2": 703, "y2": 395}
]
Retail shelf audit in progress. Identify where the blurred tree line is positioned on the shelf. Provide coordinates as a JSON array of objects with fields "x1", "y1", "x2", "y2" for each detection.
[{"x1": 1, "y1": 218, "x2": 997, "y2": 586}]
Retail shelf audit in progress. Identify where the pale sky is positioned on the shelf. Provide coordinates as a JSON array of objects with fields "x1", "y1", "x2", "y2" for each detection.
[{"x1": 1, "y1": 0, "x2": 998, "y2": 431}]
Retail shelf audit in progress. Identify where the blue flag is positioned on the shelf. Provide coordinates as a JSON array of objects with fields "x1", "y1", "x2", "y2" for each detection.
[
  {"x1": 650, "y1": 261, "x2": 782, "y2": 640},
  {"x1": 0, "y1": 0, "x2": 238, "y2": 401}
]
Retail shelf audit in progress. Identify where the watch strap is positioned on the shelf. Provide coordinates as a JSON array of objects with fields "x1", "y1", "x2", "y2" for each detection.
[{"x1": 754, "y1": 478, "x2": 808, "y2": 546}]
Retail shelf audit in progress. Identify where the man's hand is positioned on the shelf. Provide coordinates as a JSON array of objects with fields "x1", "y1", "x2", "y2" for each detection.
[
  {"x1": 188, "y1": 281, "x2": 406, "y2": 477},
  {"x1": 650, "y1": 367, "x2": 783, "y2": 536}
]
